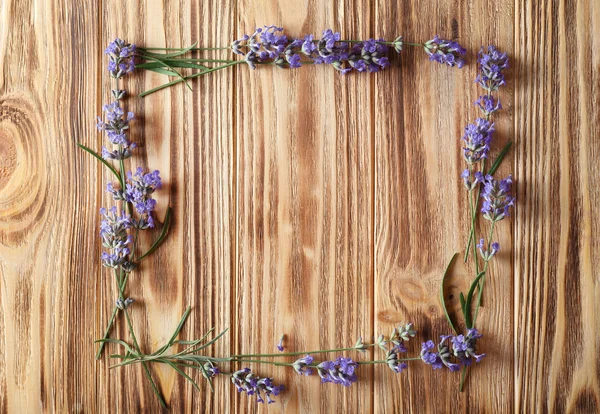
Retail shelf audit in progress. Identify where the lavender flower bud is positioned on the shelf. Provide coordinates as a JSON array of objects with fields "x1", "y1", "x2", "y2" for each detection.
[
  {"x1": 477, "y1": 238, "x2": 500, "y2": 261},
  {"x1": 476, "y1": 46, "x2": 509, "y2": 92},
  {"x1": 276, "y1": 335, "x2": 284, "y2": 352},
  {"x1": 437, "y1": 336, "x2": 461, "y2": 371},
  {"x1": 452, "y1": 329, "x2": 485, "y2": 364},
  {"x1": 480, "y1": 174, "x2": 515, "y2": 222},
  {"x1": 390, "y1": 322, "x2": 417, "y2": 348},
  {"x1": 392, "y1": 35, "x2": 403, "y2": 53},
  {"x1": 292, "y1": 355, "x2": 314, "y2": 376},
  {"x1": 475, "y1": 95, "x2": 502, "y2": 116},
  {"x1": 231, "y1": 368, "x2": 283, "y2": 404},
  {"x1": 386, "y1": 348, "x2": 408, "y2": 373},
  {"x1": 112, "y1": 89, "x2": 126, "y2": 100},
  {"x1": 317, "y1": 357, "x2": 358, "y2": 387},
  {"x1": 424, "y1": 36, "x2": 466, "y2": 68},
  {"x1": 202, "y1": 361, "x2": 219, "y2": 379},
  {"x1": 116, "y1": 297, "x2": 134, "y2": 310},
  {"x1": 375, "y1": 334, "x2": 388, "y2": 350},
  {"x1": 124, "y1": 168, "x2": 161, "y2": 215},
  {"x1": 462, "y1": 118, "x2": 495, "y2": 164},
  {"x1": 105, "y1": 38, "x2": 136, "y2": 78},
  {"x1": 354, "y1": 336, "x2": 368, "y2": 352}
]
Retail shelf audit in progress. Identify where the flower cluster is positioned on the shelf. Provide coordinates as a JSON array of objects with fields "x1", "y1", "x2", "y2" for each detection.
[
  {"x1": 105, "y1": 38, "x2": 137, "y2": 78},
  {"x1": 476, "y1": 46, "x2": 509, "y2": 92},
  {"x1": 233, "y1": 26, "x2": 391, "y2": 74},
  {"x1": 423, "y1": 36, "x2": 466, "y2": 68},
  {"x1": 479, "y1": 174, "x2": 515, "y2": 222},
  {"x1": 231, "y1": 368, "x2": 284, "y2": 404},
  {"x1": 231, "y1": 26, "x2": 465, "y2": 75},
  {"x1": 97, "y1": 102, "x2": 136, "y2": 161},
  {"x1": 461, "y1": 118, "x2": 495, "y2": 164},
  {"x1": 100, "y1": 206, "x2": 134, "y2": 271},
  {"x1": 317, "y1": 357, "x2": 358, "y2": 387},
  {"x1": 420, "y1": 329, "x2": 485, "y2": 371}
]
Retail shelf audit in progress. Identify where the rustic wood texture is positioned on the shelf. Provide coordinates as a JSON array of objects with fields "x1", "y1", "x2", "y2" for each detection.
[{"x1": 0, "y1": 0, "x2": 598, "y2": 412}]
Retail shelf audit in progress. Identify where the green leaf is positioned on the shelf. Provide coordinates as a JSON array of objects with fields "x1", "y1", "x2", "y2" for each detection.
[
  {"x1": 163, "y1": 359, "x2": 201, "y2": 392},
  {"x1": 440, "y1": 253, "x2": 458, "y2": 334},
  {"x1": 137, "y1": 61, "x2": 209, "y2": 71},
  {"x1": 151, "y1": 306, "x2": 191, "y2": 356},
  {"x1": 138, "y1": 207, "x2": 173, "y2": 261},
  {"x1": 144, "y1": 67, "x2": 181, "y2": 77},
  {"x1": 459, "y1": 293, "x2": 467, "y2": 319},
  {"x1": 181, "y1": 328, "x2": 229, "y2": 355},
  {"x1": 138, "y1": 42, "x2": 198, "y2": 59},
  {"x1": 77, "y1": 143, "x2": 121, "y2": 183},
  {"x1": 488, "y1": 141, "x2": 513, "y2": 176},
  {"x1": 464, "y1": 271, "x2": 486, "y2": 328},
  {"x1": 94, "y1": 338, "x2": 138, "y2": 356},
  {"x1": 136, "y1": 54, "x2": 192, "y2": 91}
]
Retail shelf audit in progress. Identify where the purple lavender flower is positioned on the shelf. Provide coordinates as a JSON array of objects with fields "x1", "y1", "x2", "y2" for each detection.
[
  {"x1": 451, "y1": 329, "x2": 486, "y2": 365},
  {"x1": 231, "y1": 368, "x2": 283, "y2": 404},
  {"x1": 476, "y1": 46, "x2": 509, "y2": 91},
  {"x1": 286, "y1": 53, "x2": 302, "y2": 68},
  {"x1": 475, "y1": 95, "x2": 502, "y2": 116},
  {"x1": 116, "y1": 297, "x2": 134, "y2": 310},
  {"x1": 424, "y1": 36, "x2": 466, "y2": 68},
  {"x1": 460, "y1": 168, "x2": 484, "y2": 191},
  {"x1": 100, "y1": 206, "x2": 132, "y2": 249},
  {"x1": 462, "y1": 118, "x2": 495, "y2": 164},
  {"x1": 386, "y1": 348, "x2": 408, "y2": 373},
  {"x1": 276, "y1": 335, "x2": 284, "y2": 352},
  {"x1": 301, "y1": 34, "x2": 316, "y2": 55},
  {"x1": 437, "y1": 336, "x2": 461, "y2": 371},
  {"x1": 97, "y1": 101, "x2": 136, "y2": 160},
  {"x1": 420, "y1": 340, "x2": 443, "y2": 369},
  {"x1": 477, "y1": 238, "x2": 500, "y2": 261},
  {"x1": 202, "y1": 362, "x2": 219, "y2": 379},
  {"x1": 124, "y1": 168, "x2": 162, "y2": 216},
  {"x1": 317, "y1": 357, "x2": 358, "y2": 387},
  {"x1": 479, "y1": 174, "x2": 515, "y2": 221},
  {"x1": 105, "y1": 38, "x2": 136, "y2": 78},
  {"x1": 292, "y1": 355, "x2": 314, "y2": 376}
]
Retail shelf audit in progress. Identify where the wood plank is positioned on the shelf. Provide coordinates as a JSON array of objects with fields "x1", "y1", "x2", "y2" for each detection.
[
  {"x1": 373, "y1": 1, "x2": 514, "y2": 412},
  {"x1": 513, "y1": 0, "x2": 600, "y2": 412},
  {"x1": 234, "y1": 2, "x2": 374, "y2": 412},
  {"x1": 99, "y1": 0, "x2": 234, "y2": 411},
  {"x1": 0, "y1": 0, "x2": 100, "y2": 411}
]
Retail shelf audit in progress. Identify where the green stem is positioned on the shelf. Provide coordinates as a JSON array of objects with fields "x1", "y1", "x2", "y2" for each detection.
[
  {"x1": 124, "y1": 309, "x2": 167, "y2": 409},
  {"x1": 472, "y1": 221, "x2": 496, "y2": 326},
  {"x1": 468, "y1": 185, "x2": 480, "y2": 275},
  {"x1": 141, "y1": 46, "x2": 231, "y2": 51},
  {"x1": 233, "y1": 344, "x2": 376, "y2": 359},
  {"x1": 140, "y1": 61, "x2": 245, "y2": 97}
]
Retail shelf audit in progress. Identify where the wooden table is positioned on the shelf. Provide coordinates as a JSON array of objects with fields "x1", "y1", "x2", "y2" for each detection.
[{"x1": 1, "y1": 0, "x2": 598, "y2": 412}]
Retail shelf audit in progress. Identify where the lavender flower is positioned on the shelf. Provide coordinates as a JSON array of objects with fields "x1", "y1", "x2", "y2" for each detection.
[
  {"x1": 386, "y1": 348, "x2": 408, "y2": 373},
  {"x1": 462, "y1": 118, "x2": 495, "y2": 164},
  {"x1": 105, "y1": 38, "x2": 137, "y2": 78},
  {"x1": 477, "y1": 238, "x2": 500, "y2": 261},
  {"x1": 231, "y1": 368, "x2": 283, "y2": 404},
  {"x1": 97, "y1": 102, "x2": 137, "y2": 160},
  {"x1": 276, "y1": 335, "x2": 284, "y2": 352},
  {"x1": 116, "y1": 297, "x2": 134, "y2": 310},
  {"x1": 451, "y1": 329, "x2": 486, "y2": 365},
  {"x1": 202, "y1": 362, "x2": 219, "y2": 379},
  {"x1": 476, "y1": 46, "x2": 509, "y2": 91},
  {"x1": 390, "y1": 322, "x2": 417, "y2": 349},
  {"x1": 292, "y1": 355, "x2": 314, "y2": 376},
  {"x1": 424, "y1": 36, "x2": 466, "y2": 68},
  {"x1": 317, "y1": 357, "x2": 358, "y2": 387},
  {"x1": 436, "y1": 336, "x2": 461, "y2": 371},
  {"x1": 475, "y1": 95, "x2": 502, "y2": 116},
  {"x1": 100, "y1": 206, "x2": 132, "y2": 249},
  {"x1": 420, "y1": 340, "x2": 443, "y2": 369},
  {"x1": 124, "y1": 168, "x2": 162, "y2": 216},
  {"x1": 479, "y1": 174, "x2": 515, "y2": 222}
]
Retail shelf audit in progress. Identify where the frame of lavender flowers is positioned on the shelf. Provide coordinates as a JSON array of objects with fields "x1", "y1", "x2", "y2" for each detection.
[{"x1": 79, "y1": 27, "x2": 514, "y2": 408}]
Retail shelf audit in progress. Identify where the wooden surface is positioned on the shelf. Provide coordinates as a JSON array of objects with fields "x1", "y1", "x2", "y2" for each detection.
[{"x1": 0, "y1": 0, "x2": 598, "y2": 412}]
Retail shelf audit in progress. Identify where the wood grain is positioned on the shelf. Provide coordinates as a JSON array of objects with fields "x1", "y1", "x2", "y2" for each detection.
[
  {"x1": 0, "y1": 0, "x2": 598, "y2": 412},
  {"x1": 234, "y1": 1, "x2": 373, "y2": 412}
]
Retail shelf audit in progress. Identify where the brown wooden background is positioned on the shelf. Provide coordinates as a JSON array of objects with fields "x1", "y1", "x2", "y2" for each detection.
[{"x1": 0, "y1": 0, "x2": 599, "y2": 412}]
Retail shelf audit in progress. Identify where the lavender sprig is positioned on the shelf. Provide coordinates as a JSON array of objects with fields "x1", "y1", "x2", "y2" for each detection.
[{"x1": 131, "y1": 28, "x2": 465, "y2": 96}]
